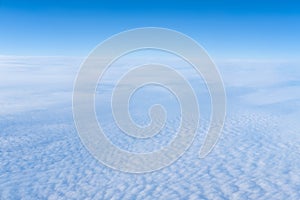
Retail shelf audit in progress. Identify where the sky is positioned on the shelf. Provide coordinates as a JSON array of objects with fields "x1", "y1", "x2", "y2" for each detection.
[
  {"x1": 1, "y1": 1, "x2": 300, "y2": 199},
  {"x1": 0, "y1": 0, "x2": 300, "y2": 61}
]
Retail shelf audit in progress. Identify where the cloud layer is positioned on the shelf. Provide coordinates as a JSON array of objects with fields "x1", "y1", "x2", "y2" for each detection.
[{"x1": 1, "y1": 56, "x2": 300, "y2": 199}]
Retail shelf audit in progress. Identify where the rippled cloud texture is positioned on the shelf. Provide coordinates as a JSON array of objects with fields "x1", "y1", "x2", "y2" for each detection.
[{"x1": 1, "y1": 55, "x2": 300, "y2": 199}]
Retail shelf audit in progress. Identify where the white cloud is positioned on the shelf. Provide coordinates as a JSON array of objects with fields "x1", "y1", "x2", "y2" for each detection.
[{"x1": 1, "y1": 56, "x2": 300, "y2": 199}]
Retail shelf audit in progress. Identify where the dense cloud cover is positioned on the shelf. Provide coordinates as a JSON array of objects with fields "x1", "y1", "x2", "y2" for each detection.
[{"x1": 1, "y1": 56, "x2": 300, "y2": 199}]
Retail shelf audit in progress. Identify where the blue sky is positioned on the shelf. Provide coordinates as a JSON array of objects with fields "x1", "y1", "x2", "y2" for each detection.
[
  {"x1": 0, "y1": 0, "x2": 300, "y2": 61},
  {"x1": 2, "y1": 1, "x2": 300, "y2": 199}
]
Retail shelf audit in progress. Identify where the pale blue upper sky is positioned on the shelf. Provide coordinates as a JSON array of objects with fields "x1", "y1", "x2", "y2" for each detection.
[{"x1": 0, "y1": 0, "x2": 299, "y2": 61}]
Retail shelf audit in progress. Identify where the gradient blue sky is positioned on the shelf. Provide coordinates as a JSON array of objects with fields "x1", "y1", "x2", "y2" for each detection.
[{"x1": 0, "y1": 0, "x2": 299, "y2": 61}]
